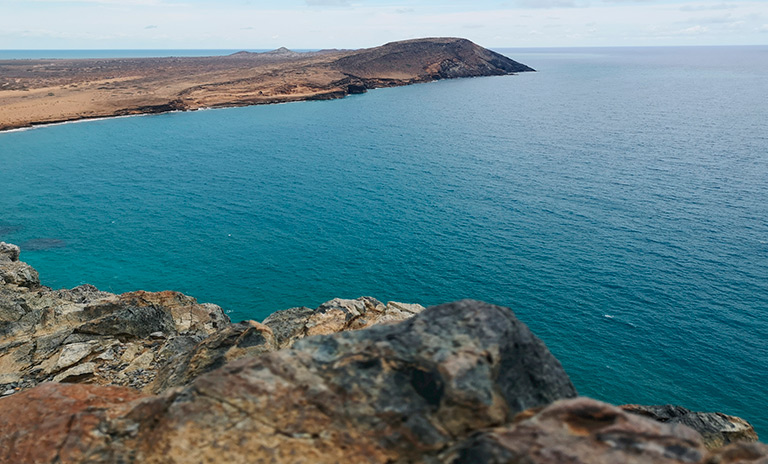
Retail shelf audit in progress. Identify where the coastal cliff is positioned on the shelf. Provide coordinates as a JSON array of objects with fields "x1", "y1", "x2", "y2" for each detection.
[
  {"x1": 0, "y1": 37, "x2": 533, "y2": 132},
  {"x1": 0, "y1": 242, "x2": 763, "y2": 463}
]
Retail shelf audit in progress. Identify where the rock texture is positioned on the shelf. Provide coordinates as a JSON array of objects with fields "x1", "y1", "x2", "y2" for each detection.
[
  {"x1": 0, "y1": 242, "x2": 422, "y2": 396},
  {"x1": 0, "y1": 241, "x2": 764, "y2": 463},
  {"x1": 622, "y1": 404, "x2": 759, "y2": 450},
  {"x1": 0, "y1": 299, "x2": 578, "y2": 463},
  {"x1": 441, "y1": 397, "x2": 707, "y2": 464}
]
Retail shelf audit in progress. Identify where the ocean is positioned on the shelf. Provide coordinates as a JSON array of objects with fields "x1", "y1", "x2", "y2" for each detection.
[{"x1": 1, "y1": 46, "x2": 766, "y2": 435}]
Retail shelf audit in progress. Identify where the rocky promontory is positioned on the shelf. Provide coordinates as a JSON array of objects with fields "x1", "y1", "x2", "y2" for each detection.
[
  {"x1": 0, "y1": 37, "x2": 533, "y2": 132},
  {"x1": 0, "y1": 242, "x2": 764, "y2": 463}
]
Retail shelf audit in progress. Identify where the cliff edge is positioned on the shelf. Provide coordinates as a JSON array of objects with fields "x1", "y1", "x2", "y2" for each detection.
[{"x1": 0, "y1": 242, "x2": 763, "y2": 463}]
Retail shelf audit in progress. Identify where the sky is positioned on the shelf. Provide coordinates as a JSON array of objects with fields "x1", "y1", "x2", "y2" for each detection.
[{"x1": 0, "y1": 0, "x2": 765, "y2": 49}]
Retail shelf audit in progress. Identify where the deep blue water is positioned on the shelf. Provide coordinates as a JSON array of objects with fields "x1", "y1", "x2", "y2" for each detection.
[{"x1": 1, "y1": 46, "x2": 766, "y2": 435}]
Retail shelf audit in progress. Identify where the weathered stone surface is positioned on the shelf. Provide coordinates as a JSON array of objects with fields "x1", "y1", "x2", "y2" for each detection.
[
  {"x1": 1, "y1": 242, "x2": 763, "y2": 463},
  {"x1": 0, "y1": 243, "x2": 231, "y2": 394},
  {"x1": 441, "y1": 397, "x2": 707, "y2": 464},
  {"x1": 622, "y1": 404, "x2": 759, "y2": 450},
  {"x1": 263, "y1": 296, "x2": 425, "y2": 349},
  {"x1": 705, "y1": 442, "x2": 768, "y2": 463},
  {"x1": 150, "y1": 320, "x2": 277, "y2": 392},
  {"x1": 118, "y1": 290, "x2": 229, "y2": 335},
  {"x1": 0, "y1": 242, "x2": 21, "y2": 262},
  {"x1": 103, "y1": 300, "x2": 575, "y2": 463},
  {"x1": 0, "y1": 383, "x2": 143, "y2": 464}
]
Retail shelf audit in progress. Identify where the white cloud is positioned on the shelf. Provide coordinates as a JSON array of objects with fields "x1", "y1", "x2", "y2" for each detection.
[{"x1": 0, "y1": 0, "x2": 766, "y2": 49}]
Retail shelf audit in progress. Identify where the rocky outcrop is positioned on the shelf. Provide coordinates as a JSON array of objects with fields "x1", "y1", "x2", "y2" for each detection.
[
  {"x1": 704, "y1": 442, "x2": 768, "y2": 463},
  {"x1": 262, "y1": 296, "x2": 425, "y2": 349},
  {"x1": 0, "y1": 242, "x2": 423, "y2": 396},
  {"x1": 441, "y1": 398, "x2": 707, "y2": 464},
  {"x1": 622, "y1": 404, "x2": 759, "y2": 450},
  {"x1": 0, "y1": 299, "x2": 578, "y2": 463},
  {"x1": 0, "y1": 242, "x2": 764, "y2": 463}
]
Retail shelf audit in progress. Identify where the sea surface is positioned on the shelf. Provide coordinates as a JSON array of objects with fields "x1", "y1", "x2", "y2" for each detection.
[{"x1": 1, "y1": 46, "x2": 766, "y2": 435}]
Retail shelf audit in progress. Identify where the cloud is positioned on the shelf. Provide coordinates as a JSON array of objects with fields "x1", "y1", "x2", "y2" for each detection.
[
  {"x1": 305, "y1": 0, "x2": 351, "y2": 6},
  {"x1": 677, "y1": 25, "x2": 709, "y2": 34},
  {"x1": 144, "y1": 25, "x2": 158, "y2": 29},
  {"x1": 758, "y1": 24, "x2": 768, "y2": 33},
  {"x1": 679, "y1": 3, "x2": 737, "y2": 12},
  {"x1": 512, "y1": 0, "x2": 579, "y2": 8}
]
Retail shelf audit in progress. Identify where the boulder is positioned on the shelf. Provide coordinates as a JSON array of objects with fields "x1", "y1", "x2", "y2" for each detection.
[
  {"x1": 112, "y1": 300, "x2": 576, "y2": 463},
  {"x1": 704, "y1": 442, "x2": 768, "y2": 463},
  {"x1": 622, "y1": 404, "x2": 759, "y2": 449},
  {"x1": 0, "y1": 383, "x2": 144, "y2": 464},
  {"x1": 441, "y1": 397, "x2": 706, "y2": 464},
  {"x1": 263, "y1": 296, "x2": 425, "y2": 349}
]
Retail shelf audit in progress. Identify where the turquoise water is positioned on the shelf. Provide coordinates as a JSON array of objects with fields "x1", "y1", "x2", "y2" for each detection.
[{"x1": 1, "y1": 46, "x2": 767, "y2": 435}]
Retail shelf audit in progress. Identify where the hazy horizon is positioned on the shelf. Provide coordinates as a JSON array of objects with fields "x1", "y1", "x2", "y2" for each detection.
[{"x1": 2, "y1": 1, "x2": 766, "y2": 50}]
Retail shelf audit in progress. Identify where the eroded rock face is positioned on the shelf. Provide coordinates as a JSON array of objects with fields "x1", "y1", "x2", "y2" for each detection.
[
  {"x1": 441, "y1": 397, "x2": 707, "y2": 464},
  {"x1": 0, "y1": 383, "x2": 143, "y2": 464},
  {"x1": 0, "y1": 242, "x2": 230, "y2": 394},
  {"x1": 621, "y1": 404, "x2": 759, "y2": 450},
  {"x1": 131, "y1": 300, "x2": 576, "y2": 462},
  {"x1": 705, "y1": 442, "x2": 768, "y2": 463},
  {"x1": 262, "y1": 296, "x2": 425, "y2": 349},
  {"x1": 0, "y1": 299, "x2": 578, "y2": 463},
  {"x1": 0, "y1": 242, "x2": 763, "y2": 463},
  {"x1": 0, "y1": 243, "x2": 425, "y2": 396}
]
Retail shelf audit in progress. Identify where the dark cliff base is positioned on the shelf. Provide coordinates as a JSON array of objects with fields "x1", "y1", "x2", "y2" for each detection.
[
  {"x1": 0, "y1": 241, "x2": 762, "y2": 463},
  {"x1": 0, "y1": 37, "x2": 533, "y2": 132}
]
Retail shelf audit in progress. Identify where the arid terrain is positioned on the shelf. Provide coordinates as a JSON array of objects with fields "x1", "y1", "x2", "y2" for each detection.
[{"x1": 0, "y1": 37, "x2": 533, "y2": 132}]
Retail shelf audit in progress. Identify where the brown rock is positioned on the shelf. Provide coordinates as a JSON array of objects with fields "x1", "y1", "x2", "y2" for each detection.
[
  {"x1": 0, "y1": 383, "x2": 143, "y2": 464},
  {"x1": 622, "y1": 404, "x2": 759, "y2": 450},
  {"x1": 149, "y1": 320, "x2": 277, "y2": 392},
  {"x1": 442, "y1": 397, "x2": 707, "y2": 464},
  {"x1": 263, "y1": 296, "x2": 425, "y2": 349},
  {"x1": 122, "y1": 300, "x2": 576, "y2": 463},
  {"x1": 705, "y1": 442, "x2": 768, "y2": 463},
  {"x1": 0, "y1": 244, "x2": 230, "y2": 394}
]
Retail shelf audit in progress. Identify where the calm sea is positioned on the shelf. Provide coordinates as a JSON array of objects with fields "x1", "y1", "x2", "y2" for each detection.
[{"x1": 1, "y1": 46, "x2": 766, "y2": 435}]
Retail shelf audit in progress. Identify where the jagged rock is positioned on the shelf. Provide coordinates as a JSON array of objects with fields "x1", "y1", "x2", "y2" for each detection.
[
  {"x1": 51, "y1": 342, "x2": 95, "y2": 372},
  {"x1": 622, "y1": 404, "x2": 759, "y2": 450},
  {"x1": 705, "y1": 442, "x2": 768, "y2": 463},
  {"x1": 263, "y1": 296, "x2": 425, "y2": 349},
  {"x1": 0, "y1": 243, "x2": 21, "y2": 262},
  {"x1": 0, "y1": 383, "x2": 144, "y2": 464},
  {"x1": 0, "y1": 299, "x2": 578, "y2": 463},
  {"x1": 118, "y1": 290, "x2": 229, "y2": 335},
  {"x1": 149, "y1": 320, "x2": 277, "y2": 392},
  {"x1": 441, "y1": 397, "x2": 706, "y2": 464},
  {"x1": 118, "y1": 300, "x2": 576, "y2": 462},
  {"x1": 0, "y1": 243, "x2": 231, "y2": 393}
]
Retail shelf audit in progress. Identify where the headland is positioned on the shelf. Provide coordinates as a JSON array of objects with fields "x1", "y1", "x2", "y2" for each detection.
[{"x1": 0, "y1": 37, "x2": 533, "y2": 132}]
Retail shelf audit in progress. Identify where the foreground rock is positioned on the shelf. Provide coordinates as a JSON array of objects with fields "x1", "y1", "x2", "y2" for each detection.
[
  {"x1": 152, "y1": 296, "x2": 424, "y2": 392},
  {"x1": 0, "y1": 300, "x2": 577, "y2": 463},
  {"x1": 622, "y1": 404, "x2": 759, "y2": 450},
  {"x1": 442, "y1": 397, "x2": 707, "y2": 464},
  {"x1": 0, "y1": 242, "x2": 763, "y2": 463},
  {"x1": 0, "y1": 242, "x2": 423, "y2": 395}
]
